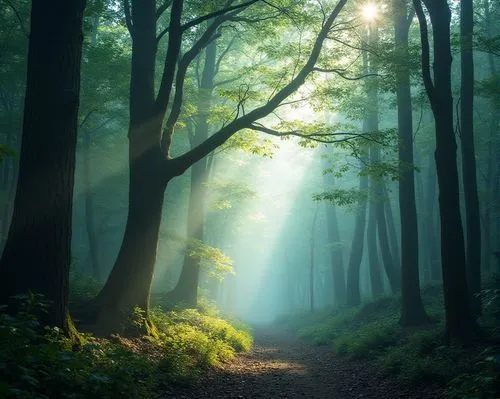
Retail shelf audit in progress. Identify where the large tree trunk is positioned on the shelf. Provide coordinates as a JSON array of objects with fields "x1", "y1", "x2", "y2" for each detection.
[
  {"x1": 0, "y1": 0, "x2": 86, "y2": 332},
  {"x1": 414, "y1": 0, "x2": 478, "y2": 344},
  {"x1": 93, "y1": 146, "x2": 167, "y2": 333},
  {"x1": 460, "y1": 0, "x2": 481, "y2": 316},
  {"x1": 394, "y1": 0, "x2": 428, "y2": 326}
]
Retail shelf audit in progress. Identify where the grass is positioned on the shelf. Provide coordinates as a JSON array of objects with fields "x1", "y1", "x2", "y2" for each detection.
[{"x1": 0, "y1": 293, "x2": 252, "y2": 398}]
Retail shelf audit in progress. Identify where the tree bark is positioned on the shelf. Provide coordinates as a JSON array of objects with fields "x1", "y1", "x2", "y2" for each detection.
[
  {"x1": 414, "y1": 0, "x2": 478, "y2": 344},
  {"x1": 460, "y1": 0, "x2": 481, "y2": 316},
  {"x1": 309, "y1": 205, "x2": 319, "y2": 312},
  {"x1": 346, "y1": 158, "x2": 368, "y2": 306},
  {"x1": 394, "y1": 0, "x2": 428, "y2": 325},
  {"x1": 168, "y1": 37, "x2": 216, "y2": 307},
  {"x1": 368, "y1": 170, "x2": 384, "y2": 298},
  {"x1": 0, "y1": 0, "x2": 86, "y2": 333},
  {"x1": 321, "y1": 154, "x2": 346, "y2": 305}
]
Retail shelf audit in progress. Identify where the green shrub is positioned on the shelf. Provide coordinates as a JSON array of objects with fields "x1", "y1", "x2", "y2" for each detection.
[
  {"x1": 333, "y1": 320, "x2": 401, "y2": 359},
  {"x1": 1, "y1": 295, "x2": 253, "y2": 397},
  {"x1": 446, "y1": 349, "x2": 500, "y2": 399},
  {"x1": 0, "y1": 295, "x2": 156, "y2": 399}
]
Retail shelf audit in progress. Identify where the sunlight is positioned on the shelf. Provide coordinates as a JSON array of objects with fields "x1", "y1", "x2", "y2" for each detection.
[
  {"x1": 362, "y1": 3, "x2": 378, "y2": 22},
  {"x1": 216, "y1": 139, "x2": 317, "y2": 323}
]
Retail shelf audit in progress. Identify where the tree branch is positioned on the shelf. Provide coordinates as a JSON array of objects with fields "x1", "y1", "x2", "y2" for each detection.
[
  {"x1": 156, "y1": 0, "x2": 172, "y2": 19},
  {"x1": 247, "y1": 124, "x2": 375, "y2": 144},
  {"x1": 182, "y1": 0, "x2": 261, "y2": 31},
  {"x1": 167, "y1": 0, "x2": 348, "y2": 176},
  {"x1": 123, "y1": 0, "x2": 133, "y2": 34},
  {"x1": 155, "y1": 0, "x2": 184, "y2": 114},
  {"x1": 312, "y1": 67, "x2": 380, "y2": 80},
  {"x1": 157, "y1": 0, "x2": 260, "y2": 43},
  {"x1": 412, "y1": 0, "x2": 435, "y2": 101}
]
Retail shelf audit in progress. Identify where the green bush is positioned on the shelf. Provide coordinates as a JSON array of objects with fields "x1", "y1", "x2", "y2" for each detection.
[
  {"x1": 1, "y1": 295, "x2": 253, "y2": 397},
  {"x1": 446, "y1": 349, "x2": 500, "y2": 399},
  {"x1": 0, "y1": 295, "x2": 156, "y2": 399},
  {"x1": 333, "y1": 320, "x2": 401, "y2": 359}
]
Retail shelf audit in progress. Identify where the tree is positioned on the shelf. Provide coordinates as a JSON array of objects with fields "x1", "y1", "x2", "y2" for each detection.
[
  {"x1": 0, "y1": 0, "x2": 87, "y2": 332},
  {"x1": 90, "y1": 0, "x2": 348, "y2": 334},
  {"x1": 413, "y1": 0, "x2": 477, "y2": 344},
  {"x1": 393, "y1": 0, "x2": 428, "y2": 326},
  {"x1": 460, "y1": 0, "x2": 481, "y2": 316}
]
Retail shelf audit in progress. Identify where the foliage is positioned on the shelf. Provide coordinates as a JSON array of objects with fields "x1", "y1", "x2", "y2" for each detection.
[
  {"x1": 151, "y1": 307, "x2": 252, "y2": 384},
  {"x1": 69, "y1": 266, "x2": 102, "y2": 302},
  {"x1": 313, "y1": 187, "x2": 367, "y2": 207},
  {"x1": 0, "y1": 294, "x2": 156, "y2": 399},
  {"x1": 333, "y1": 320, "x2": 400, "y2": 359},
  {"x1": 279, "y1": 286, "x2": 500, "y2": 396},
  {"x1": 1, "y1": 295, "x2": 252, "y2": 398},
  {"x1": 446, "y1": 348, "x2": 500, "y2": 399}
]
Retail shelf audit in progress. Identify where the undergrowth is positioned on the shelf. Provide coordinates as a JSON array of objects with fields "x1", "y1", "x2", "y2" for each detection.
[
  {"x1": 0, "y1": 293, "x2": 252, "y2": 398},
  {"x1": 279, "y1": 275, "x2": 500, "y2": 399}
]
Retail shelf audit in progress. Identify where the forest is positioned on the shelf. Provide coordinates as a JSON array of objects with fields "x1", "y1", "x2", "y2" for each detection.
[{"x1": 0, "y1": 0, "x2": 499, "y2": 398}]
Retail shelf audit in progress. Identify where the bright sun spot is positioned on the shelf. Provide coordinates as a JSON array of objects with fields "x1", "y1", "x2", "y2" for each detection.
[{"x1": 362, "y1": 3, "x2": 377, "y2": 22}]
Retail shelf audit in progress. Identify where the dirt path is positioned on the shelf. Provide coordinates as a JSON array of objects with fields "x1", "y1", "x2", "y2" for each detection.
[{"x1": 165, "y1": 327, "x2": 442, "y2": 398}]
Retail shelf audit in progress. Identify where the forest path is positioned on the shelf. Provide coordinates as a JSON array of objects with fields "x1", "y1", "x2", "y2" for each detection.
[{"x1": 164, "y1": 326, "x2": 441, "y2": 399}]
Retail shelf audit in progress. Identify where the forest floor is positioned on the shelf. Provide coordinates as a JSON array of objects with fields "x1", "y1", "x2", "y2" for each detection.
[{"x1": 164, "y1": 326, "x2": 443, "y2": 399}]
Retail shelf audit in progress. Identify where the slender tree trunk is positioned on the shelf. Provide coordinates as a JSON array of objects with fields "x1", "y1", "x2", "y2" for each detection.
[
  {"x1": 394, "y1": 0, "x2": 428, "y2": 325},
  {"x1": 0, "y1": 0, "x2": 86, "y2": 333},
  {"x1": 168, "y1": 37, "x2": 216, "y2": 307},
  {"x1": 368, "y1": 173, "x2": 384, "y2": 298},
  {"x1": 383, "y1": 185, "x2": 401, "y2": 271},
  {"x1": 425, "y1": 156, "x2": 441, "y2": 281},
  {"x1": 460, "y1": 0, "x2": 481, "y2": 316},
  {"x1": 83, "y1": 128, "x2": 101, "y2": 281},
  {"x1": 346, "y1": 159, "x2": 369, "y2": 306},
  {"x1": 309, "y1": 205, "x2": 319, "y2": 312},
  {"x1": 414, "y1": 0, "x2": 478, "y2": 344},
  {"x1": 322, "y1": 155, "x2": 346, "y2": 305}
]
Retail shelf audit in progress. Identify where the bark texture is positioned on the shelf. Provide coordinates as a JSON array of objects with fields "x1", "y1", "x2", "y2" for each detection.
[{"x1": 0, "y1": 0, "x2": 86, "y2": 331}]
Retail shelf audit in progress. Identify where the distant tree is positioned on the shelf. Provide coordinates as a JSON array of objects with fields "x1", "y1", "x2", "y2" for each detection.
[
  {"x1": 346, "y1": 157, "x2": 368, "y2": 306},
  {"x1": 393, "y1": 0, "x2": 428, "y2": 326},
  {"x1": 0, "y1": 0, "x2": 87, "y2": 332},
  {"x1": 413, "y1": 0, "x2": 478, "y2": 344}
]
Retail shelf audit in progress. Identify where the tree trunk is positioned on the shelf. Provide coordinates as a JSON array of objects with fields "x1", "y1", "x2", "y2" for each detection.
[
  {"x1": 394, "y1": 0, "x2": 428, "y2": 325},
  {"x1": 309, "y1": 205, "x2": 319, "y2": 312},
  {"x1": 83, "y1": 127, "x2": 101, "y2": 281},
  {"x1": 321, "y1": 155, "x2": 346, "y2": 305},
  {"x1": 383, "y1": 185, "x2": 401, "y2": 271},
  {"x1": 460, "y1": 0, "x2": 481, "y2": 316},
  {"x1": 414, "y1": 0, "x2": 478, "y2": 344},
  {"x1": 168, "y1": 37, "x2": 216, "y2": 308},
  {"x1": 346, "y1": 161, "x2": 368, "y2": 306},
  {"x1": 0, "y1": 0, "x2": 86, "y2": 333},
  {"x1": 368, "y1": 173, "x2": 384, "y2": 298}
]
